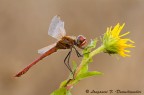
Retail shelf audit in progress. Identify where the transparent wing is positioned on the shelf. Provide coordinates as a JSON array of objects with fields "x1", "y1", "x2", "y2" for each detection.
[
  {"x1": 38, "y1": 43, "x2": 57, "y2": 54},
  {"x1": 48, "y1": 15, "x2": 66, "y2": 40}
]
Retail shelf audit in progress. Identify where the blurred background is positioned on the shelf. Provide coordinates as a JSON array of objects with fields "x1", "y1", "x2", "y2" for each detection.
[{"x1": 0, "y1": 0, "x2": 143, "y2": 95}]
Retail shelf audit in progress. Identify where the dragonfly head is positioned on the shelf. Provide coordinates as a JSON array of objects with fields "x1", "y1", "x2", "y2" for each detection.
[{"x1": 76, "y1": 35, "x2": 86, "y2": 49}]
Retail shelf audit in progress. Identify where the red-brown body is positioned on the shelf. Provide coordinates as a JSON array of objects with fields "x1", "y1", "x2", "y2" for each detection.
[{"x1": 15, "y1": 36, "x2": 76, "y2": 77}]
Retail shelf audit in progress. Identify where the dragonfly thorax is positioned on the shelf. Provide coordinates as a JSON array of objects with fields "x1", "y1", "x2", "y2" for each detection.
[{"x1": 56, "y1": 36, "x2": 76, "y2": 49}]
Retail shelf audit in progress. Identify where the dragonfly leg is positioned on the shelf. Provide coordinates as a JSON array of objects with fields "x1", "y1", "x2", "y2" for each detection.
[
  {"x1": 73, "y1": 46, "x2": 83, "y2": 57},
  {"x1": 67, "y1": 48, "x2": 75, "y2": 78},
  {"x1": 67, "y1": 48, "x2": 72, "y2": 71},
  {"x1": 64, "y1": 49, "x2": 73, "y2": 74}
]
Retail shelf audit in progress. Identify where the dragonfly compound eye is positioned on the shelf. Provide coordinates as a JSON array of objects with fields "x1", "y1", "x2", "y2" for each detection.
[{"x1": 76, "y1": 35, "x2": 86, "y2": 47}]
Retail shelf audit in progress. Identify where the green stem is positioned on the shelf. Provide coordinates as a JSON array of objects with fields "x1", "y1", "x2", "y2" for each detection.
[
  {"x1": 89, "y1": 45, "x2": 105, "y2": 58},
  {"x1": 74, "y1": 45, "x2": 105, "y2": 78}
]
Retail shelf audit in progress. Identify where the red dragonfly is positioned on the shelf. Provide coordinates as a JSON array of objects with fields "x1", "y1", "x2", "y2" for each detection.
[{"x1": 15, "y1": 16, "x2": 86, "y2": 77}]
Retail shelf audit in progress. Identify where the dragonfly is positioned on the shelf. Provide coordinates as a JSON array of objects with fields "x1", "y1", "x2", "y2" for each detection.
[{"x1": 15, "y1": 15, "x2": 86, "y2": 77}]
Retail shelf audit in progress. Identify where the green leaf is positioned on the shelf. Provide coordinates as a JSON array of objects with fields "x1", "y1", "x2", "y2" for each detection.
[
  {"x1": 72, "y1": 61, "x2": 77, "y2": 72},
  {"x1": 50, "y1": 87, "x2": 67, "y2": 95},
  {"x1": 76, "y1": 71, "x2": 103, "y2": 80},
  {"x1": 60, "y1": 80, "x2": 68, "y2": 88},
  {"x1": 82, "y1": 39, "x2": 98, "y2": 66},
  {"x1": 76, "y1": 64, "x2": 88, "y2": 77},
  {"x1": 83, "y1": 39, "x2": 98, "y2": 55},
  {"x1": 67, "y1": 91, "x2": 72, "y2": 95},
  {"x1": 81, "y1": 64, "x2": 88, "y2": 72}
]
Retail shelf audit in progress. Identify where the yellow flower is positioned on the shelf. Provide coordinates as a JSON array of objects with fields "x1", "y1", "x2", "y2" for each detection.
[{"x1": 102, "y1": 23, "x2": 135, "y2": 57}]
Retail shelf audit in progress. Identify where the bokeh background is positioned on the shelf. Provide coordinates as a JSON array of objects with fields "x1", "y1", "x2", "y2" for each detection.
[{"x1": 0, "y1": 0, "x2": 143, "y2": 95}]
